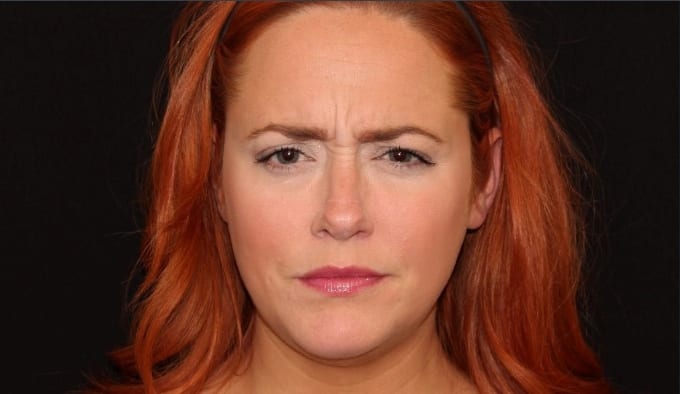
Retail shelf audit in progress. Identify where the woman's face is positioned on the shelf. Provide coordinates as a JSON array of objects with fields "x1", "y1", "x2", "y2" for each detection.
[{"x1": 218, "y1": 6, "x2": 495, "y2": 362}]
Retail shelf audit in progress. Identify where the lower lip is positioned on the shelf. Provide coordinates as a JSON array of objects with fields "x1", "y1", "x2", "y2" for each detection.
[{"x1": 300, "y1": 276, "x2": 384, "y2": 296}]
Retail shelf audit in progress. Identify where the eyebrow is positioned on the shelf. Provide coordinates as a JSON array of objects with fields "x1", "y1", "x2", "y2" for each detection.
[
  {"x1": 358, "y1": 126, "x2": 443, "y2": 143},
  {"x1": 247, "y1": 123, "x2": 327, "y2": 141},
  {"x1": 246, "y1": 123, "x2": 443, "y2": 143}
]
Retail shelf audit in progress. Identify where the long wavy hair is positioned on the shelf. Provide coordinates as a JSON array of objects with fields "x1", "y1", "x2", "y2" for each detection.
[{"x1": 93, "y1": 2, "x2": 611, "y2": 393}]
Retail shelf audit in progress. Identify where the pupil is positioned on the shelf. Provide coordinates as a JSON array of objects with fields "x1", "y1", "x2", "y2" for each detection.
[
  {"x1": 279, "y1": 149, "x2": 298, "y2": 163},
  {"x1": 391, "y1": 150, "x2": 409, "y2": 162}
]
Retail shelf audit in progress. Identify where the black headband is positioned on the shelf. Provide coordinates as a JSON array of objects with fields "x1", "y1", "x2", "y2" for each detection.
[
  {"x1": 453, "y1": 2, "x2": 494, "y2": 77},
  {"x1": 218, "y1": 1, "x2": 241, "y2": 44}
]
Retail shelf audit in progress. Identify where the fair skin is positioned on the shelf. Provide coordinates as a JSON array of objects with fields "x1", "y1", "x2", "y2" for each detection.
[{"x1": 215, "y1": 5, "x2": 500, "y2": 394}]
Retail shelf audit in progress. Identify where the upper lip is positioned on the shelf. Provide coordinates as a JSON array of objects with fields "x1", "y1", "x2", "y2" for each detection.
[{"x1": 299, "y1": 265, "x2": 384, "y2": 279}]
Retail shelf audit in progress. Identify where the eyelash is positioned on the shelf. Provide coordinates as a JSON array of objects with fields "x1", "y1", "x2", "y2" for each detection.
[
  {"x1": 255, "y1": 145, "x2": 435, "y2": 172},
  {"x1": 255, "y1": 146, "x2": 311, "y2": 171},
  {"x1": 378, "y1": 146, "x2": 435, "y2": 168}
]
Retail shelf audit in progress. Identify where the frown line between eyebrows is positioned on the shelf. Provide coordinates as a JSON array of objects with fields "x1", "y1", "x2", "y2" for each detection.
[{"x1": 246, "y1": 123, "x2": 444, "y2": 143}]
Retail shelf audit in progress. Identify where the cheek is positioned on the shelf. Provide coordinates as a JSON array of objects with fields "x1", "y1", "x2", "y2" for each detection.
[
  {"x1": 370, "y1": 169, "x2": 473, "y2": 284},
  {"x1": 221, "y1": 170, "x2": 313, "y2": 278}
]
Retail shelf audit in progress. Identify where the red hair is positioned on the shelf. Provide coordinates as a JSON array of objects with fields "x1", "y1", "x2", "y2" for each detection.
[{"x1": 92, "y1": 2, "x2": 611, "y2": 393}]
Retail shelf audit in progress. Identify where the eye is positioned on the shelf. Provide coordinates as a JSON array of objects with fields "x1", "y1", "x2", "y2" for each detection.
[
  {"x1": 388, "y1": 149, "x2": 415, "y2": 163},
  {"x1": 257, "y1": 147, "x2": 303, "y2": 164},
  {"x1": 255, "y1": 146, "x2": 315, "y2": 173},
  {"x1": 273, "y1": 148, "x2": 300, "y2": 164},
  {"x1": 380, "y1": 147, "x2": 434, "y2": 167}
]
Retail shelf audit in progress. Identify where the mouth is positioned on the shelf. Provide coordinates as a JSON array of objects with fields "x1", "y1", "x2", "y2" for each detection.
[{"x1": 298, "y1": 265, "x2": 386, "y2": 296}]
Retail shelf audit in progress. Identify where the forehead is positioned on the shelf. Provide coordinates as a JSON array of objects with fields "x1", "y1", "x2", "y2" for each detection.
[{"x1": 229, "y1": 5, "x2": 460, "y2": 132}]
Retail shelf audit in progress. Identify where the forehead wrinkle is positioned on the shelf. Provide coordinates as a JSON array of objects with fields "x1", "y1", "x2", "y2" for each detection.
[{"x1": 230, "y1": 6, "x2": 462, "y2": 146}]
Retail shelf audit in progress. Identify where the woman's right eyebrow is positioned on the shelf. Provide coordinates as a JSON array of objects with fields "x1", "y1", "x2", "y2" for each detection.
[
  {"x1": 246, "y1": 123, "x2": 442, "y2": 143},
  {"x1": 246, "y1": 123, "x2": 327, "y2": 141}
]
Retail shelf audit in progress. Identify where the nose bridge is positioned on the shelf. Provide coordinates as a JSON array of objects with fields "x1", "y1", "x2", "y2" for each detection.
[
  {"x1": 313, "y1": 153, "x2": 371, "y2": 240},
  {"x1": 327, "y1": 156, "x2": 360, "y2": 204}
]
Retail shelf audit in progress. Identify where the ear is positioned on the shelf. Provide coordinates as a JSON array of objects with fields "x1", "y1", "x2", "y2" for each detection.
[
  {"x1": 211, "y1": 124, "x2": 230, "y2": 224},
  {"x1": 214, "y1": 174, "x2": 230, "y2": 225},
  {"x1": 467, "y1": 128, "x2": 502, "y2": 229},
  {"x1": 215, "y1": 184, "x2": 230, "y2": 224}
]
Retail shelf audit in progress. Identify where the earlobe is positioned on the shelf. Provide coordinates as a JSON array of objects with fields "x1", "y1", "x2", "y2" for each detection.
[
  {"x1": 215, "y1": 182, "x2": 229, "y2": 224},
  {"x1": 468, "y1": 128, "x2": 502, "y2": 229}
]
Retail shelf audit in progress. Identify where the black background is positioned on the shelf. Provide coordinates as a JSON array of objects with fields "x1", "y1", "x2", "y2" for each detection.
[{"x1": 1, "y1": 3, "x2": 677, "y2": 394}]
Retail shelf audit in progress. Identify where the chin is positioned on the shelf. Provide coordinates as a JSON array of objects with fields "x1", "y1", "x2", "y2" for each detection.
[
  {"x1": 285, "y1": 312, "x2": 390, "y2": 362},
  {"x1": 295, "y1": 336, "x2": 380, "y2": 363}
]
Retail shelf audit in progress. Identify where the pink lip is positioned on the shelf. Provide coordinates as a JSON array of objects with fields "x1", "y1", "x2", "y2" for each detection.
[{"x1": 299, "y1": 266, "x2": 385, "y2": 296}]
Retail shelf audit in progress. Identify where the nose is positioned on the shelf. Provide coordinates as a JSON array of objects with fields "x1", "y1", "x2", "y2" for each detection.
[{"x1": 311, "y1": 160, "x2": 373, "y2": 240}]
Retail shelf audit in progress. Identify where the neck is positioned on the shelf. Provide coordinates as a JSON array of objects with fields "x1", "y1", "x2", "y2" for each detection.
[{"x1": 220, "y1": 310, "x2": 475, "y2": 394}]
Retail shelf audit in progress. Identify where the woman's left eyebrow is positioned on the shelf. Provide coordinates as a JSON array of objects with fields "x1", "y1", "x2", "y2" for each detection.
[
  {"x1": 246, "y1": 123, "x2": 442, "y2": 143},
  {"x1": 358, "y1": 126, "x2": 443, "y2": 143}
]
